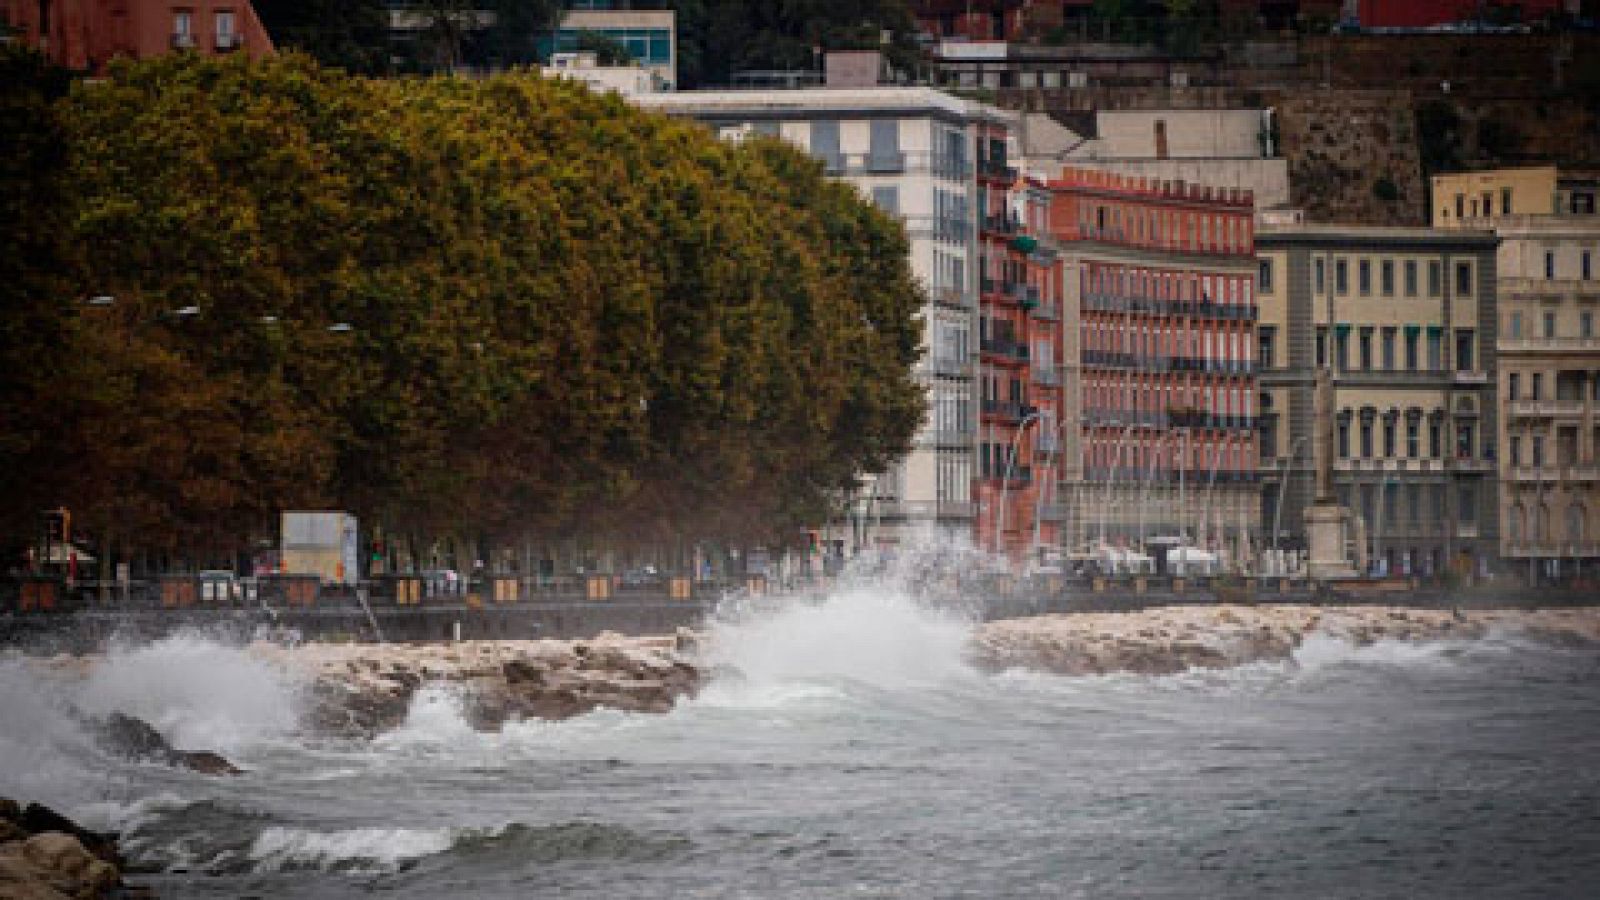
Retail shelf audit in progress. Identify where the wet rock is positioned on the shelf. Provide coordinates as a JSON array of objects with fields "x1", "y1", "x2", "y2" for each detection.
[
  {"x1": 90, "y1": 713, "x2": 243, "y2": 777},
  {"x1": 17, "y1": 806, "x2": 120, "y2": 869},
  {"x1": 0, "y1": 832, "x2": 119, "y2": 900},
  {"x1": 502, "y1": 658, "x2": 546, "y2": 686}
]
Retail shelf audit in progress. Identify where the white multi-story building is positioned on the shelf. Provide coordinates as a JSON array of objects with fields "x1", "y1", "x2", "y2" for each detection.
[{"x1": 636, "y1": 88, "x2": 1020, "y2": 550}]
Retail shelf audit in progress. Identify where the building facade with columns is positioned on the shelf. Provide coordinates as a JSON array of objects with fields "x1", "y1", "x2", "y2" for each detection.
[
  {"x1": 1256, "y1": 225, "x2": 1500, "y2": 579},
  {"x1": 1051, "y1": 169, "x2": 1260, "y2": 560},
  {"x1": 1433, "y1": 166, "x2": 1600, "y2": 583}
]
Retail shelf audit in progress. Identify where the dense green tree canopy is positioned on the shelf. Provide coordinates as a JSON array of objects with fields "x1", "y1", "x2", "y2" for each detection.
[{"x1": 0, "y1": 49, "x2": 924, "y2": 562}]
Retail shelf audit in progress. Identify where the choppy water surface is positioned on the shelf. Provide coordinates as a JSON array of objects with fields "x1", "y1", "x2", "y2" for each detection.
[{"x1": 4, "y1": 584, "x2": 1600, "y2": 899}]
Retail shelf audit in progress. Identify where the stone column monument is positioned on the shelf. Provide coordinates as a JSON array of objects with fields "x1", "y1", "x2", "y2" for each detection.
[{"x1": 1304, "y1": 368, "x2": 1360, "y2": 580}]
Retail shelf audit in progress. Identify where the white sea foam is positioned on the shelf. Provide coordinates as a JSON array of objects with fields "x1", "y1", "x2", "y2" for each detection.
[
  {"x1": 247, "y1": 825, "x2": 461, "y2": 874},
  {"x1": 77, "y1": 632, "x2": 303, "y2": 756}
]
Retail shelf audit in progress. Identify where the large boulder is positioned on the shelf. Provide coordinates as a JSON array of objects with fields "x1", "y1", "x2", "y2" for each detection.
[{"x1": 90, "y1": 714, "x2": 243, "y2": 777}]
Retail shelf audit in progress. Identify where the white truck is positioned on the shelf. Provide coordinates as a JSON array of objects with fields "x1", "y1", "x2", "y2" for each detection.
[{"x1": 280, "y1": 511, "x2": 360, "y2": 585}]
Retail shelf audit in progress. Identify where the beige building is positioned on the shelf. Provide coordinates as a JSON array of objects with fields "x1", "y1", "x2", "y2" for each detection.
[
  {"x1": 1256, "y1": 225, "x2": 1500, "y2": 579},
  {"x1": 1434, "y1": 167, "x2": 1600, "y2": 583}
]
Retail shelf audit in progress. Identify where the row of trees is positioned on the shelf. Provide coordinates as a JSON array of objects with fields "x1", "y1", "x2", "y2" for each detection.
[{"x1": 0, "y1": 49, "x2": 925, "y2": 567}]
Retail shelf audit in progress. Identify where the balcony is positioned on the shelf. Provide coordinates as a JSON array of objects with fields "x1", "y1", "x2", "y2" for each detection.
[
  {"x1": 981, "y1": 399, "x2": 1031, "y2": 423},
  {"x1": 979, "y1": 337, "x2": 1028, "y2": 365},
  {"x1": 978, "y1": 158, "x2": 1018, "y2": 181},
  {"x1": 937, "y1": 501, "x2": 976, "y2": 519},
  {"x1": 1020, "y1": 285, "x2": 1041, "y2": 309},
  {"x1": 927, "y1": 429, "x2": 972, "y2": 448},
  {"x1": 928, "y1": 355, "x2": 972, "y2": 379},
  {"x1": 865, "y1": 152, "x2": 906, "y2": 174},
  {"x1": 932, "y1": 287, "x2": 971, "y2": 311},
  {"x1": 1452, "y1": 369, "x2": 1489, "y2": 385},
  {"x1": 1501, "y1": 337, "x2": 1600, "y2": 354},
  {"x1": 1508, "y1": 399, "x2": 1587, "y2": 419},
  {"x1": 171, "y1": 32, "x2": 197, "y2": 49},
  {"x1": 1031, "y1": 301, "x2": 1060, "y2": 321},
  {"x1": 215, "y1": 32, "x2": 240, "y2": 52},
  {"x1": 1032, "y1": 367, "x2": 1062, "y2": 387},
  {"x1": 1038, "y1": 503, "x2": 1069, "y2": 523},
  {"x1": 1449, "y1": 457, "x2": 1495, "y2": 473},
  {"x1": 982, "y1": 213, "x2": 1021, "y2": 236}
]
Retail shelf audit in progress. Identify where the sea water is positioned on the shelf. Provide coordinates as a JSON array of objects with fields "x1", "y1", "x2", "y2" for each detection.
[{"x1": 2, "y1": 583, "x2": 1598, "y2": 898}]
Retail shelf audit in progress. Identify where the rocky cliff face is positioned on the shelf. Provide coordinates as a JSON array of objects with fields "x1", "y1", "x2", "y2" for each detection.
[{"x1": 970, "y1": 605, "x2": 1600, "y2": 677}]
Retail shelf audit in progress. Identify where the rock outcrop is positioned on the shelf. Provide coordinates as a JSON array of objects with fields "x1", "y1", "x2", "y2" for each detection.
[
  {"x1": 90, "y1": 713, "x2": 243, "y2": 776},
  {"x1": 0, "y1": 800, "x2": 147, "y2": 900},
  {"x1": 258, "y1": 631, "x2": 705, "y2": 738},
  {"x1": 971, "y1": 605, "x2": 1600, "y2": 677}
]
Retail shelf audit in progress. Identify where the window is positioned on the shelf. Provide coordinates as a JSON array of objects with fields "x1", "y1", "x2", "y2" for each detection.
[
  {"x1": 1335, "y1": 259, "x2": 1349, "y2": 295},
  {"x1": 1585, "y1": 250, "x2": 1594, "y2": 281},
  {"x1": 1337, "y1": 417, "x2": 1351, "y2": 458},
  {"x1": 1509, "y1": 372, "x2": 1520, "y2": 400},
  {"x1": 1455, "y1": 261, "x2": 1473, "y2": 295},
  {"x1": 1381, "y1": 259, "x2": 1395, "y2": 295},
  {"x1": 1459, "y1": 484, "x2": 1477, "y2": 528},
  {"x1": 1381, "y1": 327, "x2": 1396, "y2": 370},
  {"x1": 1426, "y1": 329, "x2": 1442, "y2": 371},
  {"x1": 1258, "y1": 258, "x2": 1273, "y2": 293},
  {"x1": 1335, "y1": 328, "x2": 1350, "y2": 371},
  {"x1": 1404, "y1": 260, "x2": 1418, "y2": 296},
  {"x1": 1533, "y1": 372, "x2": 1544, "y2": 400},
  {"x1": 1382, "y1": 417, "x2": 1396, "y2": 457},
  {"x1": 1315, "y1": 258, "x2": 1326, "y2": 295},
  {"x1": 809, "y1": 120, "x2": 841, "y2": 171},
  {"x1": 871, "y1": 186, "x2": 900, "y2": 215},
  {"x1": 1404, "y1": 329, "x2": 1419, "y2": 371},
  {"x1": 1383, "y1": 482, "x2": 1398, "y2": 525},
  {"x1": 1455, "y1": 194, "x2": 1465, "y2": 218},
  {"x1": 1428, "y1": 260, "x2": 1442, "y2": 296},
  {"x1": 172, "y1": 9, "x2": 193, "y2": 46},
  {"x1": 869, "y1": 119, "x2": 901, "y2": 171},
  {"x1": 1258, "y1": 326, "x2": 1276, "y2": 369},
  {"x1": 1501, "y1": 186, "x2": 1513, "y2": 214},
  {"x1": 1546, "y1": 251, "x2": 1556, "y2": 280},
  {"x1": 1316, "y1": 326, "x2": 1328, "y2": 367},
  {"x1": 1360, "y1": 418, "x2": 1374, "y2": 458},
  {"x1": 1428, "y1": 417, "x2": 1442, "y2": 457},
  {"x1": 1456, "y1": 423, "x2": 1475, "y2": 459},
  {"x1": 1481, "y1": 192, "x2": 1493, "y2": 216},
  {"x1": 1455, "y1": 329, "x2": 1474, "y2": 372},
  {"x1": 1533, "y1": 435, "x2": 1545, "y2": 468},
  {"x1": 215, "y1": 9, "x2": 235, "y2": 46},
  {"x1": 1358, "y1": 259, "x2": 1371, "y2": 295},
  {"x1": 1359, "y1": 327, "x2": 1373, "y2": 370},
  {"x1": 1511, "y1": 435, "x2": 1522, "y2": 466},
  {"x1": 1509, "y1": 311, "x2": 1523, "y2": 338},
  {"x1": 1406, "y1": 419, "x2": 1420, "y2": 457},
  {"x1": 1583, "y1": 311, "x2": 1594, "y2": 339},
  {"x1": 1544, "y1": 311, "x2": 1557, "y2": 338}
]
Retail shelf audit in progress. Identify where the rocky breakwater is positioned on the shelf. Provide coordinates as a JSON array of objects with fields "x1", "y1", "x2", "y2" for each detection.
[
  {"x1": 262, "y1": 631, "x2": 704, "y2": 737},
  {"x1": 970, "y1": 605, "x2": 1600, "y2": 676}
]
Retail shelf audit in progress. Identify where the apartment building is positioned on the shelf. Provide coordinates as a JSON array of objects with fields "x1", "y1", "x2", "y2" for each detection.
[
  {"x1": 1256, "y1": 225, "x2": 1500, "y2": 579},
  {"x1": 1433, "y1": 166, "x2": 1600, "y2": 583},
  {"x1": 635, "y1": 88, "x2": 1004, "y2": 552},
  {"x1": 972, "y1": 126, "x2": 1069, "y2": 562},
  {"x1": 1, "y1": 0, "x2": 273, "y2": 72},
  {"x1": 1051, "y1": 169, "x2": 1260, "y2": 559}
]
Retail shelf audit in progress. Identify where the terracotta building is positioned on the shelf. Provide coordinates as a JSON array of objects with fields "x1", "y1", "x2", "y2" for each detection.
[
  {"x1": 973, "y1": 119, "x2": 1069, "y2": 563},
  {"x1": 0, "y1": 0, "x2": 273, "y2": 72},
  {"x1": 1052, "y1": 169, "x2": 1261, "y2": 561}
]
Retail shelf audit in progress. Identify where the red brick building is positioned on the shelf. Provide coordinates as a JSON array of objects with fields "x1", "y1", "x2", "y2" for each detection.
[
  {"x1": 1052, "y1": 168, "x2": 1260, "y2": 557},
  {"x1": 1, "y1": 0, "x2": 273, "y2": 72}
]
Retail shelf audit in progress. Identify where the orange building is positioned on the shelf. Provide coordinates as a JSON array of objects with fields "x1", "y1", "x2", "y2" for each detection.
[
  {"x1": 1053, "y1": 168, "x2": 1261, "y2": 556},
  {"x1": 973, "y1": 118, "x2": 1068, "y2": 563},
  {"x1": 1, "y1": 0, "x2": 273, "y2": 72}
]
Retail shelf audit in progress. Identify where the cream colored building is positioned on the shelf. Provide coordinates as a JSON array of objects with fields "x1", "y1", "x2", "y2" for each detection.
[
  {"x1": 1256, "y1": 226, "x2": 1500, "y2": 578},
  {"x1": 1433, "y1": 167, "x2": 1600, "y2": 582}
]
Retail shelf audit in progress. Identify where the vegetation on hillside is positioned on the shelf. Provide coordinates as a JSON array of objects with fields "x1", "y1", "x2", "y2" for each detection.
[{"x1": 0, "y1": 49, "x2": 925, "y2": 566}]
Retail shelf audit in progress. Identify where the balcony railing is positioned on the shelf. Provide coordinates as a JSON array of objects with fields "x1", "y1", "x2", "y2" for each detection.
[
  {"x1": 979, "y1": 337, "x2": 1028, "y2": 364},
  {"x1": 982, "y1": 213, "x2": 1021, "y2": 235},
  {"x1": 171, "y1": 32, "x2": 196, "y2": 48},
  {"x1": 932, "y1": 287, "x2": 971, "y2": 310},
  {"x1": 928, "y1": 355, "x2": 972, "y2": 378},
  {"x1": 1031, "y1": 301, "x2": 1060, "y2": 321},
  {"x1": 1500, "y1": 337, "x2": 1600, "y2": 353},
  {"x1": 864, "y1": 152, "x2": 906, "y2": 174},
  {"x1": 1032, "y1": 367, "x2": 1062, "y2": 387},
  {"x1": 937, "y1": 500, "x2": 976, "y2": 518},
  {"x1": 977, "y1": 158, "x2": 1018, "y2": 181},
  {"x1": 1509, "y1": 400, "x2": 1587, "y2": 418},
  {"x1": 981, "y1": 400, "x2": 1034, "y2": 422},
  {"x1": 215, "y1": 32, "x2": 240, "y2": 52}
]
